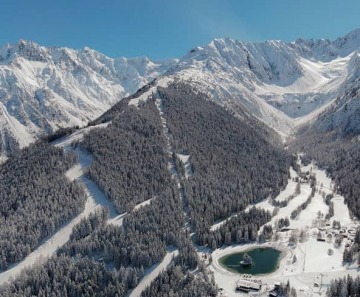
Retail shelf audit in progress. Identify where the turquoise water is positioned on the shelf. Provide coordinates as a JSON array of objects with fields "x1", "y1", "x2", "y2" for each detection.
[{"x1": 219, "y1": 247, "x2": 282, "y2": 275}]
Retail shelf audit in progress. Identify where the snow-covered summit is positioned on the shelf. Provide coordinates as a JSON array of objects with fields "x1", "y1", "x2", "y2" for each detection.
[
  {"x1": 292, "y1": 28, "x2": 360, "y2": 62},
  {"x1": 164, "y1": 29, "x2": 360, "y2": 134},
  {"x1": 0, "y1": 40, "x2": 176, "y2": 154}
]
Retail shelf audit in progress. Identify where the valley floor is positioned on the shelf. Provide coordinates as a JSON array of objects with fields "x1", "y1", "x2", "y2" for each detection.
[{"x1": 208, "y1": 162, "x2": 359, "y2": 297}]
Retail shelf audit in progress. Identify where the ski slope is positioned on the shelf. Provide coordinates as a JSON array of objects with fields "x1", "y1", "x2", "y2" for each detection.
[{"x1": 209, "y1": 162, "x2": 358, "y2": 297}]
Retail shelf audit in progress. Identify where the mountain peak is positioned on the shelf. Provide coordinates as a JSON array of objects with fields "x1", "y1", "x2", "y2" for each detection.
[{"x1": 0, "y1": 39, "x2": 48, "y2": 63}]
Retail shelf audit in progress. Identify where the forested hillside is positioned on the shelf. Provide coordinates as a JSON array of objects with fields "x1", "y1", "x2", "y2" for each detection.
[
  {"x1": 0, "y1": 143, "x2": 86, "y2": 270},
  {"x1": 81, "y1": 98, "x2": 169, "y2": 213},
  {"x1": 0, "y1": 96, "x2": 217, "y2": 296},
  {"x1": 158, "y1": 83, "x2": 291, "y2": 239}
]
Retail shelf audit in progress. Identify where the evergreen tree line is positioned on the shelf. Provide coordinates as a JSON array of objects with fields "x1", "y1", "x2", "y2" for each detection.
[
  {"x1": 0, "y1": 142, "x2": 86, "y2": 270},
  {"x1": 141, "y1": 234, "x2": 217, "y2": 296},
  {"x1": 88, "y1": 78, "x2": 158, "y2": 126},
  {"x1": 0, "y1": 255, "x2": 139, "y2": 297},
  {"x1": 324, "y1": 193, "x2": 334, "y2": 219},
  {"x1": 290, "y1": 186, "x2": 316, "y2": 219},
  {"x1": 271, "y1": 179, "x2": 301, "y2": 208},
  {"x1": 158, "y1": 83, "x2": 292, "y2": 239},
  {"x1": 141, "y1": 265, "x2": 217, "y2": 297},
  {"x1": 326, "y1": 275, "x2": 360, "y2": 297},
  {"x1": 199, "y1": 207, "x2": 272, "y2": 248}
]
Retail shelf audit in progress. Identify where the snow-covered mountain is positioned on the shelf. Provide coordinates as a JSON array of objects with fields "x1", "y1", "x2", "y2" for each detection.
[
  {"x1": 301, "y1": 51, "x2": 360, "y2": 136},
  {"x1": 169, "y1": 29, "x2": 360, "y2": 135},
  {"x1": 0, "y1": 40, "x2": 175, "y2": 155},
  {"x1": 1, "y1": 29, "x2": 360, "y2": 156}
]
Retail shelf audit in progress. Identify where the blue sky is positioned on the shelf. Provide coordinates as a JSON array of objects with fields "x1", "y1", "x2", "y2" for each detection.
[{"x1": 1, "y1": 0, "x2": 359, "y2": 60}]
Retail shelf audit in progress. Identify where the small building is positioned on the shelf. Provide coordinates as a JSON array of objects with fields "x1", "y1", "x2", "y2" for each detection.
[{"x1": 236, "y1": 280, "x2": 261, "y2": 292}]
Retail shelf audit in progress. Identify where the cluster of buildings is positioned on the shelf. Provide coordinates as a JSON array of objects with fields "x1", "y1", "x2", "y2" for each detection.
[{"x1": 316, "y1": 223, "x2": 357, "y2": 247}]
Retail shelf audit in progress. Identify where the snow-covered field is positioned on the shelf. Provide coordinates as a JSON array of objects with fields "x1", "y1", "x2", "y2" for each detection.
[{"x1": 209, "y1": 162, "x2": 358, "y2": 297}]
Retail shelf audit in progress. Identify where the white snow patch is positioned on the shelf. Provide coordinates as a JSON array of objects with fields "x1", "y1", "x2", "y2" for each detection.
[
  {"x1": 133, "y1": 198, "x2": 153, "y2": 211},
  {"x1": 52, "y1": 122, "x2": 110, "y2": 148},
  {"x1": 128, "y1": 76, "x2": 173, "y2": 107}
]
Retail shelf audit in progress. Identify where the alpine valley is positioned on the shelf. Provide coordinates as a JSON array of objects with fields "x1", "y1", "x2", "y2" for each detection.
[{"x1": 0, "y1": 29, "x2": 360, "y2": 297}]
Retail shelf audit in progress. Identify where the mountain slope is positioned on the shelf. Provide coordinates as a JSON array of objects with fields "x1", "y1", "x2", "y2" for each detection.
[
  {"x1": 0, "y1": 40, "x2": 175, "y2": 156},
  {"x1": 168, "y1": 29, "x2": 360, "y2": 135}
]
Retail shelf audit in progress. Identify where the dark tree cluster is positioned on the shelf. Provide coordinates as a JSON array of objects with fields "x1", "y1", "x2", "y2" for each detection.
[
  {"x1": 277, "y1": 217, "x2": 290, "y2": 230},
  {"x1": 201, "y1": 207, "x2": 272, "y2": 249},
  {"x1": 43, "y1": 126, "x2": 79, "y2": 143},
  {"x1": 174, "y1": 235, "x2": 200, "y2": 270},
  {"x1": 0, "y1": 255, "x2": 141, "y2": 297},
  {"x1": 140, "y1": 265, "x2": 217, "y2": 297},
  {"x1": 81, "y1": 99, "x2": 171, "y2": 213},
  {"x1": 260, "y1": 224, "x2": 274, "y2": 241},
  {"x1": 0, "y1": 142, "x2": 86, "y2": 270},
  {"x1": 69, "y1": 207, "x2": 109, "y2": 241},
  {"x1": 324, "y1": 194, "x2": 334, "y2": 219},
  {"x1": 158, "y1": 83, "x2": 291, "y2": 238},
  {"x1": 275, "y1": 280, "x2": 297, "y2": 297},
  {"x1": 327, "y1": 275, "x2": 360, "y2": 297}
]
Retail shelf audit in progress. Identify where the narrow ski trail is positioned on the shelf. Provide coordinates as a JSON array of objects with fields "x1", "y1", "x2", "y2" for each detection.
[
  {"x1": 0, "y1": 125, "x2": 124, "y2": 285},
  {"x1": 155, "y1": 95, "x2": 192, "y2": 231}
]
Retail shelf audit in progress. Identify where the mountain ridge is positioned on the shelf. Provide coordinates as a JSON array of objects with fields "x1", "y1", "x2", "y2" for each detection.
[{"x1": 1, "y1": 28, "x2": 360, "y2": 156}]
